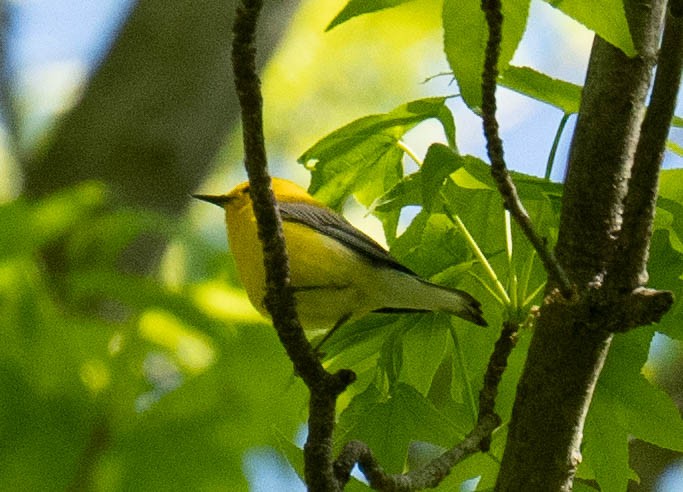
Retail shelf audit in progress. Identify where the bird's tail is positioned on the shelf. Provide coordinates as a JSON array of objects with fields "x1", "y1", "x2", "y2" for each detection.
[
  {"x1": 418, "y1": 279, "x2": 487, "y2": 326},
  {"x1": 375, "y1": 272, "x2": 487, "y2": 326}
]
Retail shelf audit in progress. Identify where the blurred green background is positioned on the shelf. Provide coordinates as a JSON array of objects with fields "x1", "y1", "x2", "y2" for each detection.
[{"x1": 1, "y1": 0, "x2": 681, "y2": 490}]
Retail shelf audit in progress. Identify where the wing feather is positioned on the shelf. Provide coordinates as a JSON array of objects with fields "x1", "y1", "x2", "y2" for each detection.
[{"x1": 278, "y1": 202, "x2": 414, "y2": 275}]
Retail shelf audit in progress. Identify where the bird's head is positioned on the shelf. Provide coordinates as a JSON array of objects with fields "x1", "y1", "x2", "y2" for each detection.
[{"x1": 193, "y1": 178, "x2": 319, "y2": 210}]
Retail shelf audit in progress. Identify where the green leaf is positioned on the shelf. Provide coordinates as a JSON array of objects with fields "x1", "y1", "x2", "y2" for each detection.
[
  {"x1": 0, "y1": 182, "x2": 107, "y2": 260},
  {"x1": 0, "y1": 364, "x2": 96, "y2": 490},
  {"x1": 373, "y1": 143, "x2": 465, "y2": 213},
  {"x1": 326, "y1": 0, "x2": 417, "y2": 31},
  {"x1": 646, "y1": 230, "x2": 683, "y2": 340},
  {"x1": 659, "y1": 169, "x2": 683, "y2": 205},
  {"x1": 585, "y1": 330, "x2": 683, "y2": 492},
  {"x1": 323, "y1": 315, "x2": 397, "y2": 372},
  {"x1": 420, "y1": 144, "x2": 464, "y2": 212},
  {"x1": 443, "y1": 0, "x2": 531, "y2": 110},
  {"x1": 273, "y1": 428, "x2": 305, "y2": 483},
  {"x1": 299, "y1": 97, "x2": 456, "y2": 210},
  {"x1": 436, "y1": 443, "x2": 502, "y2": 490},
  {"x1": 542, "y1": 0, "x2": 635, "y2": 57},
  {"x1": 500, "y1": 65, "x2": 582, "y2": 114},
  {"x1": 456, "y1": 155, "x2": 563, "y2": 201},
  {"x1": 30, "y1": 181, "x2": 108, "y2": 245},
  {"x1": 390, "y1": 210, "x2": 470, "y2": 277},
  {"x1": 372, "y1": 173, "x2": 423, "y2": 212},
  {"x1": 335, "y1": 383, "x2": 460, "y2": 473},
  {"x1": 399, "y1": 314, "x2": 450, "y2": 395},
  {"x1": 574, "y1": 482, "x2": 601, "y2": 492},
  {"x1": 0, "y1": 201, "x2": 33, "y2": 259},
  {"x1": 672, "y1": 115, "x2": 683, "y2": 127},
  {"x1": 378, "y1": 320, "x2": 409, "y2": 383},
  {"x1": 667, "y1": 140, "x2": 683, "y2": 157},
  {"x1": 583, "y1": 402, "x2": 632, "y2": 492}
]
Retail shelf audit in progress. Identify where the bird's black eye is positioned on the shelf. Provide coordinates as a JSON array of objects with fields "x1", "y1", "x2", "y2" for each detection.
[{"x1": 242, "y1": 186, "x2": 250, "y2": 195}]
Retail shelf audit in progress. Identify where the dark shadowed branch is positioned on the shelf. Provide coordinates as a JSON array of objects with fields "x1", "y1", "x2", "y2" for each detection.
[
  {"x1": 231, "y1": 1, "x2": 354, "y2": 490},
  {"x1": 233, "y1": 1, "x2": 527, "y2": 489}
]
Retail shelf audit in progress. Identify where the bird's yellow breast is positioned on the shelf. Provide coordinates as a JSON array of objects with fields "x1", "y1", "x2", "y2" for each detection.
[{"x1": 225, "y1": 201, "x2": 376, "y2": 332}]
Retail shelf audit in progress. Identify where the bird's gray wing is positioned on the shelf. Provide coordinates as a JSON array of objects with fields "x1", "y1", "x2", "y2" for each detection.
[{"x1": 278, "y1": 201, "x2": 414, "y2": 275}]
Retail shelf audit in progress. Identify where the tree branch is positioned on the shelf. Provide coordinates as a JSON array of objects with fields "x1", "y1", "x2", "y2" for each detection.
[
  {"x1": 334, "y1": 322, "x2": 518, "y2": 490},
  {"x1": 554, "y1": 6, "x2": 665, "y2": 288},
  {"x1": 608, "y1": 8, "x2": 683, "y2": 292},
  {"x1": 496, "y1": 0, "x2": 669, "y2": 489},
  {"x1": 334, "y1": 415, "x2": 499, "y2": 491},
  {"x1": 480, "y1": 0, "x2": 573, "y2": 298},
  {"x1": 231, "y1": 2, "x2": 354, "y2": 490}
]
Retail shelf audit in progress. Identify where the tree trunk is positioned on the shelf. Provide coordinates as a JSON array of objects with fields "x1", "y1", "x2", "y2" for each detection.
[
  {"x1": 495, "y1": 1, "x2": 668, "y2": 490},
  {"x1": 20, "y1": 0, "x2": 298, "y2": 276},
  {"x1": 23, "y1": 0, "x2": 299, "y2": 214}
]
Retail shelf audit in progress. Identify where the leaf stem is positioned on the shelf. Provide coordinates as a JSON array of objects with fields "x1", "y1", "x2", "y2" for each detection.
[
  {"x1": 505, "y1": 210, "x2": 518, "y2": 310},
  {"x1": 398, "y1": 138, "x2": 512, "y2": 306},
  {"x1": 396, "y1": 139, "x2": 423, "y2": 166},
  {"x1": 444, "y1": 206, "x2": 511, "y2": 305},
  {"x1": 545, "y1": 113, "x2": 571, "y2": 181}
]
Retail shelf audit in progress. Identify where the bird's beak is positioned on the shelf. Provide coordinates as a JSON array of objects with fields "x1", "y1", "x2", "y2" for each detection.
[{"x1": 192, "y1": 194, "x2": 231, "y2": 207}]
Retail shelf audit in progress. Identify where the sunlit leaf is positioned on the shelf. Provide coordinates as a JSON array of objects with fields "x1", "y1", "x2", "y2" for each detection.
[
  {"x1": 647, "y1": 230, "x2": 683, "y2": 341},
  {"x1": 273, "y1": 428, "x2": 305, "y2": 481},
  {"x1": 500, "y1": 65, "x2": 582, "y2": 113},
  {"x1": 326, "y1": 0, "x2": 417, "y2": 31},
  {"x1": 585, "y1": 329, "x2": 683, "y2": 491},
  {"x1": 420, "y1": 143, "x2": 464, "y2": 212},
  {"x1": 443, "y1": 0, "x2": 531, "y2": 110},
  {"x1": 299, "y1": 98, "x2": 456, "y2": 209},
  {"x1": 542, "y1": 0, "x2": 635, "y2": 57}
]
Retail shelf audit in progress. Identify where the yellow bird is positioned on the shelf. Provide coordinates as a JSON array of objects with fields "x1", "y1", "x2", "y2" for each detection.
[{"x1": 194, "y1": 178, "x2": 486, "y2": 338}]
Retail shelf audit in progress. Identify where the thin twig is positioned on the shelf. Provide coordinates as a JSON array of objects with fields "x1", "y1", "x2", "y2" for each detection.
[
  {"x1": 335, "y1": 415, "x2": 499, "y2": 491},
  {"x1": 480, "y1": 0, "x2": 573, "y2": 298},
  {"x1": 231, "y1": 2, "x2": 354, "y2": 490},
  {"x1": 477, "y1": 321, "x2": 517, "y2": 447}
]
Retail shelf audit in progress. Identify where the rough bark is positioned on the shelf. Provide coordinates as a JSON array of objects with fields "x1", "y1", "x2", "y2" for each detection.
[{"x1": 495, "y1": 1, "x2": 670, "y2": 490}]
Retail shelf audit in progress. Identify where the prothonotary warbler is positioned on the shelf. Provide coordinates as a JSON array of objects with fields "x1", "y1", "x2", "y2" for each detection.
[{"x1": 194, "y1": 178, "x2": 486, "y2": 339}]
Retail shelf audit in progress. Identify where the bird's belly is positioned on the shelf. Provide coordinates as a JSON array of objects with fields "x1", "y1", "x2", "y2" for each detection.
[
  {"x1": 292, "y1": 285, "x2": 365, "y2": 333},
  {"x1": 286, "y1": 222, "x2": 376, "y2": 330}
]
